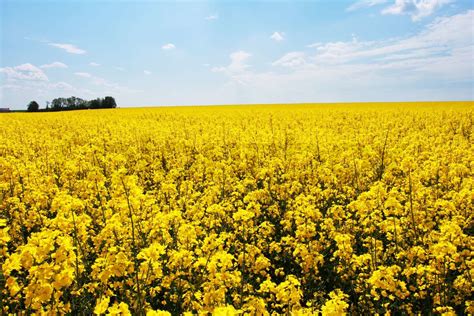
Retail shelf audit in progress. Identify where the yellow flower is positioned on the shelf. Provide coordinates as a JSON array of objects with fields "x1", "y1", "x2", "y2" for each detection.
[
  {"x1": 107, "y1": 302, "x2": 131, "y2": 315},
  {"x1": 146, "y1": 310, "x2": 172, "y2": 316},
  {"x1": 1, "y1": 103, "x2": 472, "y2": 314},
  {"x1": 6, "y1": 277, "x2": 21, "y2": 296},
  {"x1": 36, "y1": 283, "x2": 53, "y2": 303},
  {"x1": 321, "y1": 289, "x2": 349, "y2": 316},
  {"x1": 94, "y1": 296, "x2": 110, "y2": 315},
  {"x1": 233, "y1": 209, "x2": 254, "y2": 222},
  {"x1": 212, "y1": 305, "x2": 241, "y2": 316},
  {"x1": 53, "y1": 268, "x2": 74, "y2": 290}
]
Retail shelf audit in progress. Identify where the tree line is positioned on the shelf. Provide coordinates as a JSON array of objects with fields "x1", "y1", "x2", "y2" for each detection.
[{"x1": 27, "y1": 96, "x2": 117, "y2": 112}]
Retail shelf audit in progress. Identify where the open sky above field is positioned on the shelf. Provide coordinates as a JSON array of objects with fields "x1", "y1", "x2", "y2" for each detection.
[{"x1": 1, "y1": 0, "x2": 473, "y2": 109}]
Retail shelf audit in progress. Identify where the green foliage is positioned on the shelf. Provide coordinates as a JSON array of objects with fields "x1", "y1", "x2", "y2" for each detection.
[
  {"x1": 28, "y1": 96, "x2": 118, "y2": 112},
  {"x1": 27, "y1": 101, "x2": 39, "y2": 112}
]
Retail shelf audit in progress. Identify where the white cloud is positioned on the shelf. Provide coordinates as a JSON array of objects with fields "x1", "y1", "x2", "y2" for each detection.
[
  {"x1": 48, "y1": 81, "x2": 74, "y2": 90},
  {"x1": 270, "y1": 32, "x2": 285, "y2": 42},
  {"x1": 205, "y1": 14, "x2": 219, "y2": 20},
  {"x1": 0, "y1": 69, "x2": 91, "y2": 108},
  {"x1": 48, "y1": 43, "x2": 86, "y2": 54},
  {"x1": 144, "y1": 70, "x2": 152, "y2": 75},
  {"x1": 73, "y1": 72, "x2": 130, "y2": 92},
  {"x1": 74, "y1": 72, "x2": 92, "y2": 78},
  {"x1": 382, "y1": 0, "x2": 453, "y2": 21},
  {"x1": 302, "y1": 10, "x2": 474, "y2": 66},
  {"x1": 272, "y1": 52, "x2": 307, "y2": 67},
  {"x1": 347, "y1": 0, "x2": 453, "y2": 21},
  {"x1": 40, "y1": 62, "x2": 68, "y2": 69},
  {"x1": 0, "y1": 64, "x2": 83, "y2": 108},
  {"x1": 0, "y1": 63, "x2": 49, "y2": 81},
  {"x1": 89, "y1": 62, "x2": 100, "y2": 66},
  {"x1": 115, "y1": 67, "x2": 125, "y2": 71},
  {"x1": 162, "y1": 43, "x2": 176, "y2": 50},
  {"x1": 212, "y1": 51, "x2": 252, "y2": 75},
  {"x1": 90, "y1": 77, "x2": 116, "y2": 88},
  {"x1": 347, "y1": 0, "x2": 388, "y2": 11},
  {"x1": 213, "y1": 10, "x2": 473, "y2": 103},
  {"x1": 1, "y1": 63, "x2": 140, "y2": 108},
  {"x1": 23, "y1": 37, "x2": 50, "y2": 44},
  {"x1": 307, "y1": 42, "x2": 324, "y2": 48}
]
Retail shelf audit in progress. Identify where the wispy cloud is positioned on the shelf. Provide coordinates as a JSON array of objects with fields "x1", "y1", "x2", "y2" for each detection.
[
  {"x1": 212, "y1": 51, "x2": 252, "y2": 75},
  {"x1": 346, "y1": 0, "x2": 388, "y2": 12},
  {"x1": 1, "y1": 62, "x2": 139, "y2": 107},
  {"x1": 0, "y1": 63, "x2": 85, "y2": 106},
  {"x1": 281, "y1": 10, "x2": 473, "y2": 70},
  {"x1": 74, "y1": 72, "x2": 131, "y2": 92},
  {"x1": 24, "y1": 36, "x2": 50, "y2": 44},
  {"x1": 270, "y1": 32, "x2": 285, "y2": 42},
  {"x1": 162, "y1": 43, "x2": 176, "y2": 50},
  {"x1": 214, "y1": 11, "x2": 473, "y2": 102},
  {"x1": 89, "y1": 62, "x2": 100, "y2": 66},
  {"x1": 382, "y1": 0, "x2": 453, "y2": 21},
  {"x1": 40, "y1": 62, "x2": 68, "y2": 69},
  {"x1": 0, "y1": 63, "x2": 49, "y2": 81},
  {"x1": 144, "y1": 70, "x2": 152, "y2": 75},
  {"x1": 272, "y1": 52, "x2": 306, "y2": 67},
  {"x1": 24, "y1": 37, "x2": 87, "y2": 55},
  {"x1": 74, "y1": 72, "x2": 92, "y2": 78},
  {"x1": 347, "y1": 0, "x2": 452, "y2": 21},
  {"x1": 48, "y1": 81, "x2": 74, "y2": 90},
  {"x1": 205, "y1": 14, "x2": 219, "y2": 20},
  {"x1": 2, "y1": 80, "x2": 78, "y2": 94},
  {"x1": 49, "y1": 43, "x2": 86, "y2": 54}
]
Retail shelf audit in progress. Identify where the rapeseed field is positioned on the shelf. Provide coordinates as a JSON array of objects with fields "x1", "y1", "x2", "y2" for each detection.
[{"x1": 0, "y1": 102, "x2": 472, "y2": 315}]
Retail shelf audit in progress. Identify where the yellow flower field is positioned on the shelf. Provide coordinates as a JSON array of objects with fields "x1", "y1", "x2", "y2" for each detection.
[{"x1": 0, "y1": 102, "x2": 473, "y2": 315}]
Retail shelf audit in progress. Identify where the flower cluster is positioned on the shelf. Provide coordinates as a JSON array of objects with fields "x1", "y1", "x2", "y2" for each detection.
[{"x1": 1, "y1": 103, "x2": 472, "y2": 314}]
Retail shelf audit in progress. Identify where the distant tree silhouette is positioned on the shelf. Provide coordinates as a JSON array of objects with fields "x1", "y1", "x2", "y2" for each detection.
[
  {"x1": 88, "y1": 98, "x2": 101, "y2": 109},
  {"x1": 37, "y1": 95, "x2": 117, "y2": 112},
  {"x1": 27, "y1": 101, "x2": 39, "y2": 112},
  {"x1": 51, "y1": 97, "x2": 66, "y2": 110},
  {"x1": 65, "y1": 96, "x2": 87, "y2": 109},
  {"x1": 102, "y1": 96, "x2": 117, "y2": 108}
]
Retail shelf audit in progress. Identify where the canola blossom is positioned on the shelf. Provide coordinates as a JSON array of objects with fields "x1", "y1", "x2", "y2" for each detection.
[{"x1": 0, "y1": 102, "x2": 473, "y2": 315}]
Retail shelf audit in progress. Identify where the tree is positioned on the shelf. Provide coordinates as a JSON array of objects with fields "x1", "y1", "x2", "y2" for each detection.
[
  {"x1": 51, "y1": 98, "x2": 66, "y2": 110},
  {"x1": 89, "y1": 98, "x2": 102, "y2": 109},
  {"x1": 102, "y1": 96, "x2": 117, "y2": 108},
  {"x1": 75, "y1": 97, "x2": 87, "y2": 109},
  {"x1": 66, "y1": 96, "x2": 77, "y2": 109},
  {"x1": 27, "y1": 101, "x2": 39, "y2": 112},
  {"x1": 45, "y1": 95, "x2": 117, "y2": 111}
]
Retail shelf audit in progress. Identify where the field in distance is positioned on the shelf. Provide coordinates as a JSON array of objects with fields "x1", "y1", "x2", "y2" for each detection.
[{"x1": 1, "y1": 101, "x2": 473, "y2": 315}]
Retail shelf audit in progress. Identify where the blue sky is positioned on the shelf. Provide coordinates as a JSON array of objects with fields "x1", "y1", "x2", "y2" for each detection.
[{"x1": 1, "y1": 0, "x2": 473, "y2": 109}]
